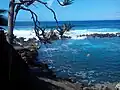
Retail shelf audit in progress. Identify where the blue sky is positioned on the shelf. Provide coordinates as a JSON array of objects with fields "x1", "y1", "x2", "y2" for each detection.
[{"x1": 1, "y1": 0, "x2": 120, "y2": 21}]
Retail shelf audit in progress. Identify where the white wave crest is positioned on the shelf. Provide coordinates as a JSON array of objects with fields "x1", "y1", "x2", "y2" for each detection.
[
  {"x1": 64, "y1": 29, "x2": 120, "y2": 40},
  {"x1": 13, "y1": 29, "x2": 37, "y2": 41},
  {"x1": 11, "y1": 28, "x2": 120, "y2": 40},
  {"x1": 42, "y1": 48, "x2": 58, "y2": 52}
]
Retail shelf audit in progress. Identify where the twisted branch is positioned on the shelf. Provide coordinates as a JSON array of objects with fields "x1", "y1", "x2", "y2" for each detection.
[
  {"x1": 57, "y1": 0, "x2": 73, "y2": 6},
  {"x1": 40, "y1": 3, "x2": 59, "y2": 27},
  {"x1": 15, "y1": 0, "x2": 47, "y2": 6},
  {"x1": 13, "y1": 0, "x2": 73, "y2": 43},
  {"x1": 19, "y1": 6, "x2": 52, "y2": 44},
  {"x1": 14, "y1": 4, "x2": 21, "y2": 25}
]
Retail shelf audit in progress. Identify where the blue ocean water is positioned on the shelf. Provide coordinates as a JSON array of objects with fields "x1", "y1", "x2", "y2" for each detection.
[
  {"x1": 16, "y1": 20, "x2": 120, "y2": 83},
  {"x1": 15, "y1": 20, "x2": 120, "y2": 29}
]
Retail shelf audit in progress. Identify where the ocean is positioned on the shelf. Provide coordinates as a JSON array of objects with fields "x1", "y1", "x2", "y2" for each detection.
[{"x1": 13, "y1": 20, "x2": 120, "y2": 83}]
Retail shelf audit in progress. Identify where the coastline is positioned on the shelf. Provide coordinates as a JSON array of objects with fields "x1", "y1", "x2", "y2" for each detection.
[
  {"x1": 8, "y1": 30, "x2": 120, "y2": 90},
  {"x1": 15, "y1": 45, "x2": 120, "y2": 90},
  {"x1": 15, "y1": 43, "x2": 120, "y2": 90},
  {"x1": 6, "y1": 29, "x2": 120, "y2": 41}
]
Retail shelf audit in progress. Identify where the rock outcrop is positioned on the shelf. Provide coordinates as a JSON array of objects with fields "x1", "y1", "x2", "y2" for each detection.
[{"x1": 0, "y1": 31, "x2": 62, "y2": 90}]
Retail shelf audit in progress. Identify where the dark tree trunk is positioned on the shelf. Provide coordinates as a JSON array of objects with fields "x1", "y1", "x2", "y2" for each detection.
[{"x1": 7, "y1": 0, "x2": 15, "y2": 44}]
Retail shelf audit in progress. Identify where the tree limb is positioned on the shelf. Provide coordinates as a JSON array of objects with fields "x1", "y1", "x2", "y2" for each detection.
[
  {"x1": 15, "y1": 0, "x2": 47, "y2": 6},
  {"x1": 14, "y1": 4, "x2": 21, "y2": 26},
  {"x1": 19, "y1": 6, "x2": 52, "y2": 44},
  {"x1": 13, "y1": 0, "x2": 73, "y2": 43},
  {"x1": 57, "y1": 0, "x2": 73, "y2": 6}
]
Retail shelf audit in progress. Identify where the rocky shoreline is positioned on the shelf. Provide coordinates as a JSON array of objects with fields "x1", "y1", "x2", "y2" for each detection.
[
  {"x1": 1, "y1": 30, "x2": 120, "y2": 90},
  {"x1": 17, "y1": 47, "x2": 120, "y2": 90},
  {"x1": 13, "y1": 35, "x2": 120, "y2": 90},
  {"x1": 77, "y1": 33, "x2": 120, "y2": 38}
]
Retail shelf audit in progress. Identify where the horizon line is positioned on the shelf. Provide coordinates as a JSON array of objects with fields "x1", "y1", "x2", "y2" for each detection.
[{"x1": 16, "y1": 19, "x2": 120, "y2": 22}]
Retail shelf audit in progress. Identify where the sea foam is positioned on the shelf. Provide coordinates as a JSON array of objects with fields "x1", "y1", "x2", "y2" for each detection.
[
  {"x1": 11, "y1": 28, "x2": 120, "y2": 40},
  {"x1": 13, "y1": 29, "x2": 37, "y2": 40}
]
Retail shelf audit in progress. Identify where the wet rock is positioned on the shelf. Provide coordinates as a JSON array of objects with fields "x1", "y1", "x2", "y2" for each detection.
[
  {"x1": 17, "y1": 48, "x2": 38, "y2": 66},
  {"x1": 62, "y1": 35, "x2": 71, "y2": 39},
  {"x1": 77, "y1": 33, "x2": 120, "y2": 39}
]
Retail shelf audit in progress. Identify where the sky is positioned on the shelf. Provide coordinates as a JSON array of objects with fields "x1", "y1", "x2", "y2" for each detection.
[{"x1": 0, "y1": 0, "x2": 120, "y2": 21}]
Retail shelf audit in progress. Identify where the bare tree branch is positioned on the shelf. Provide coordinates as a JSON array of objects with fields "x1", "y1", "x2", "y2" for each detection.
[
  {"x1": 15, "y1": 0, "x2": 47, "y2": 6},
  {"x1": 14, "y1": 4, "x2": 21, "y2": 25},
  {"x1": 14, "y1": 0, "x2": 59, "y2": 43},
  {"x1": 59, "y1": 23, "x2": 74, "y2": 38},
  {"x1": 57, "y1": 0, "x2": 73, "y2": 6},
  {"x1": 18, "y1": 6, "x2": 52, "y2": 44},
  {"x1": 41, "y1": 3, "x2": 59, "y2": 27},
  {"x1": 19, "y1": 7, "x2": 40, "y2": 35},
  {"x1": 13, "y1": 0, "x2": 73, "y2": 44}
]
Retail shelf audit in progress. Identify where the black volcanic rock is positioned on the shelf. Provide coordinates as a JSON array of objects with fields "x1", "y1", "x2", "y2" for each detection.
[{"x1": 0, "y1": 31, "x2": 62, "y2": 90}]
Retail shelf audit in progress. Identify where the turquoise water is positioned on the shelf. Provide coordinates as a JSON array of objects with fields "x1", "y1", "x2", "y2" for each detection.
[{"x1": 38, "y1": 37, "x2": 120, "y2": 83}]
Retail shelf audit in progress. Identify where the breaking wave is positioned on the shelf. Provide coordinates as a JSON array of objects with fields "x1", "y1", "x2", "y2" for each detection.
[{"x1": 9, "y1": 28, "x2": 120, "y2": 40}]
